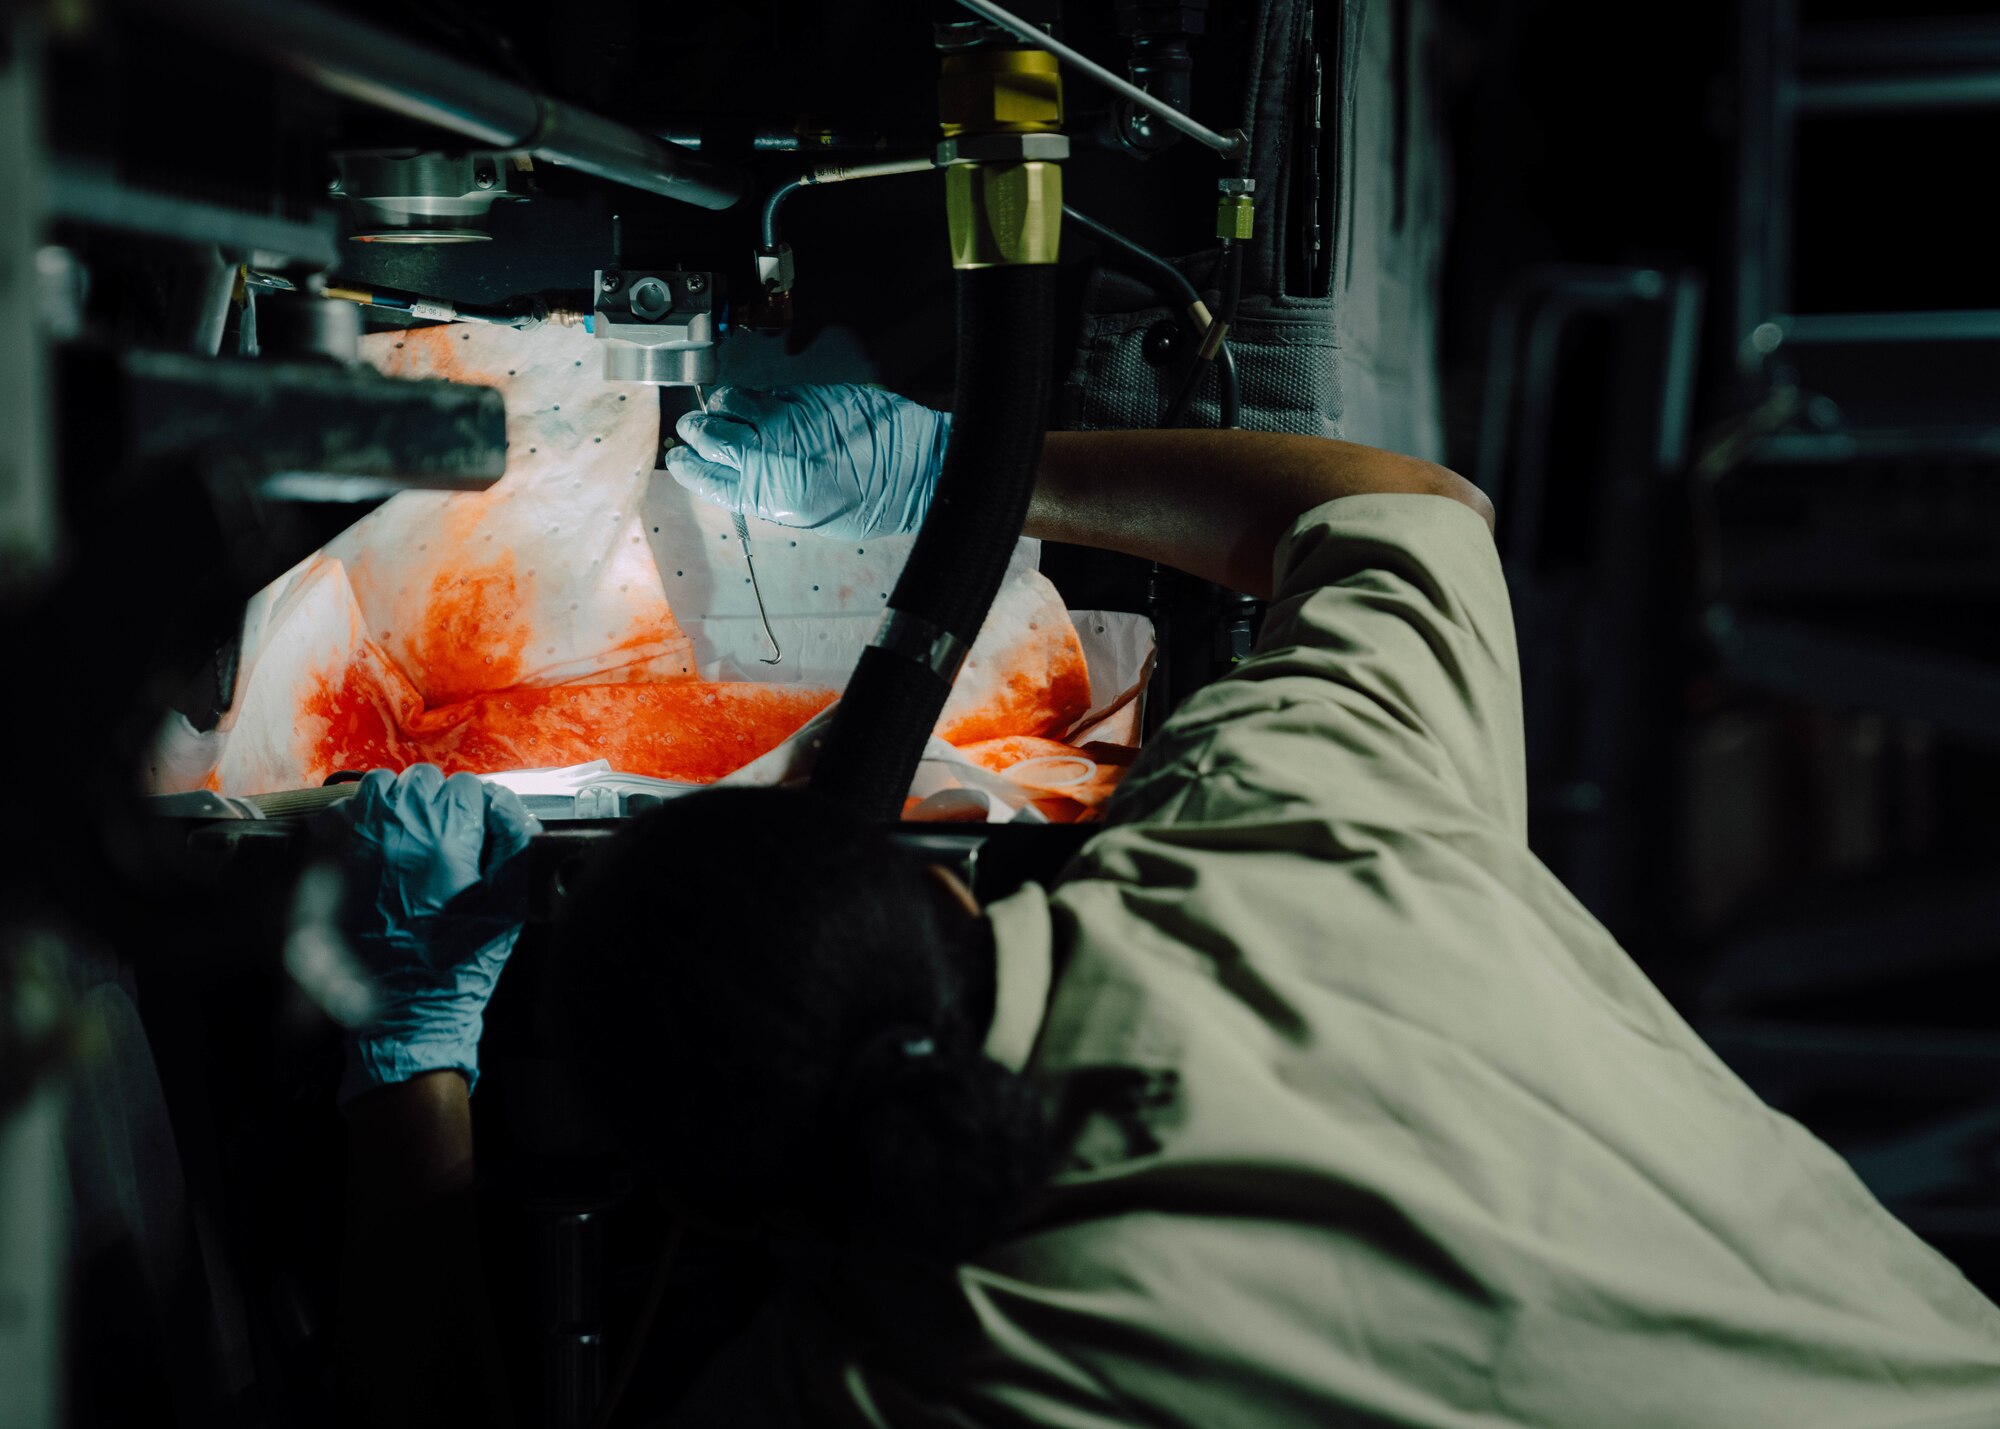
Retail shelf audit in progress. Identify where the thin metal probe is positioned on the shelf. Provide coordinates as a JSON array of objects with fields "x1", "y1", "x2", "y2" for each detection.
[
  {"x1": 697, "y1": 385, "x2": 783, "y2": 665},
  {"x1": 735, "y1": 513, "x2": 782, "y2": 665}
]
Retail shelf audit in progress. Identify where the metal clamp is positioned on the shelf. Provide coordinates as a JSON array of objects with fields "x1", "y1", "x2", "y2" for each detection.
[
  {"x1": 754, "y1": 244, "x2": 796, "y2": 294},
  {"x1": 590, "y1": 269, "x2": 716, "y2": 385},
  {"x1": 872, "y1": 608, "x2": 970, "y2": 682}
]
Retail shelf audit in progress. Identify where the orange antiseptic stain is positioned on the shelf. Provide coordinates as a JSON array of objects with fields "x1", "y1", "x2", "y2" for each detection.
[
  {"x1": 414, "y1": 683, "x2": 836, "y2": 783},
  {"x1": 305, "y1": 649, "x2": 835, "y2": 785},
  {"x1": 935, "y1": 653, "x2": 1092, "y2": 745},
  {"x1": 375, "y1": 324, "x2": 505, "y2": 388},
  {"x1": 288, "y1": 557, "x2": 1112, "y2": 800},
  {"x1": 302, "y1": 656, "x2": 416, "y2": 780},
  {"x1": 407, "y1": 555, "x2": 532, "y2": 705}
]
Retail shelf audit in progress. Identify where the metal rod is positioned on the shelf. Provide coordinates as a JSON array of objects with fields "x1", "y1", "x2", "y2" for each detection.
[
  {"x1": 135, "y1": 0, "x2": 745, "y2": 210},
  {"x1": 760, "y1": 156, "x2": 935, "y2": 249},
  {"x1": 950, "y1": 0, "x2": 1244, "y2": 158},
  {"x1": 651, "y1": 123, "x2": 929, "y2": 153},
  {"x1": 1798, "y1": 71, "x2": 2000, "y2": 113}
]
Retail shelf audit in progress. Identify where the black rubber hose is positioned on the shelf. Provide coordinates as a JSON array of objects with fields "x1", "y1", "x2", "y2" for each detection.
[
  {"x1": 1160, "y1": 237, "x2": 1245, "y2": 428},
  {"x1": 1159, "y1": 344, "x2": 1209, "y2": 427},
  {"x1": 1064, "y1": 204, "x2": 1232, "y2": 430},
  {"x1": 811, "y1": 266, "x2": 1057, "y2": 820},
  {"x1": 1215, "y1": 238, "x2": 1245, "y2": 429},
  {"x1": 1214, "y1": 343, "x2": 1240, "y2": 430},
  {"x1": 1061, "y1": 204, "x2": 1203, "y2": 313}
]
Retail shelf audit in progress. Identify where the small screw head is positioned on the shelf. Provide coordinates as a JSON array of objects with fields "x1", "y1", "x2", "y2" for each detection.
[
  {"x1": 1142, "y1": 318, "x2": 1183, "y2": 367},
  {"x1": 683, "y1": 272, "x2": 709, "y2": 293},
  {"x1": 473, "y1": 166, "x2": 497, "y2": 189},
  {"x1": 601, "y1": 271, "x2": 622, "y2": 292},
  {"x1": 327, "y1": 175, "x2": 344, "y2": 194}
]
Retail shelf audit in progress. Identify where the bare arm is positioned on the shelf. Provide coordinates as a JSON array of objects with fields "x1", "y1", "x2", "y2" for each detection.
[
  {"x1": 339, "y1": 1072, "x2": 513, "y2": 1427},
  {"x1": 1026, "y1": 430, "x2": 1492, "y2": 601},
  {"x1": 327, "y1": 768, "x2": 533, "y2": 1424}
]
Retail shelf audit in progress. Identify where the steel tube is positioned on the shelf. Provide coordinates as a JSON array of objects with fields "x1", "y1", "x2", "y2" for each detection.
[
  {"x1": 760, "y1": 157, "x2": 935, "y2": 248},
  {"x1": 134, "y1": 0, "x2": 745, "y2": 209},
  {"x1": 951, "y1": 0, "x2": 1244, "y2": 158},
  {"x1": 1798, "y1": 71, "x2": 2000, "y2": 112}
]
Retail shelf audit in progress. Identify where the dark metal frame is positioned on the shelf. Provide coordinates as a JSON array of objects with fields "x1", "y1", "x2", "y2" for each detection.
[{"x1": 1708, "y1": 0, "x2": 2000, "y2": 1281}]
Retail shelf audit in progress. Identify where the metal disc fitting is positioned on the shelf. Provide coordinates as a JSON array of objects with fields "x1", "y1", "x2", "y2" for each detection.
[{"x1": 936, "y1": 132, "x2": 1071, "y2": 166}]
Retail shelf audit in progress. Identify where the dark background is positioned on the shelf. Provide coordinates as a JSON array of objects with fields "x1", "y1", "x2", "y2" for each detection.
[{"x1": 1441, "y1": 0, "x2": 2000, "y2": 1295}]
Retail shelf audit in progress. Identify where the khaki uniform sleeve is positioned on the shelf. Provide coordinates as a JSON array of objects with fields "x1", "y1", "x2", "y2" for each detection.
[{"x1": 1108, "y1": 493, "x2": 1525, "y2": 840}]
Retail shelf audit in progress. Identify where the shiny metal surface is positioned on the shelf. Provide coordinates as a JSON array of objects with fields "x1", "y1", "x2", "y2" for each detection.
[
  {"x1": 138, "y1": 0, "x2": 746, "y2": 210},
  {"x1": 949, "y1": 0, "x2": 1244, "y2": 158},
  {"x1": 591, "y1": 270, "x2": 717, "y2": 386}
]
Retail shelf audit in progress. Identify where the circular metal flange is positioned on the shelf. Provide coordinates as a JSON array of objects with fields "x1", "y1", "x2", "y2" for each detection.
[
  {"x1": 348, "y1": 229, "x2": 494, "y2": 244},
  {"x1": 600, "y1": 344, "x2": 716, "y2": 385}
]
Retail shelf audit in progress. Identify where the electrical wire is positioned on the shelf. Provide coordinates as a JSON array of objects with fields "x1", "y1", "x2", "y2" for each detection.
[
  {"x1": 1168, "y1": 238, "x2": 1224, "y2": 428},
  {"x1": 1212, "y1": 340, "x2": 1241, "y2": 431},
  {"x1": 1060, "y1": 205, "x2": 1240, "y2": 430},
  {"x1": 1059, "y1": 204, "x2": 1207, "y2": 322},
  {"x1": 1214, "y1": 237, "x2": 1245, "y2": 430},
  {"x1": 1160, "y1": 238, "x2": 1241, "y2": 429},
  {"x1": 308, "y1": 278, "x2": 547, "y2": 328}
]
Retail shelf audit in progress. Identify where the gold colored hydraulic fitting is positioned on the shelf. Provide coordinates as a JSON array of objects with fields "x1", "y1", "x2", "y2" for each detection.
[
  {"x1": 944, "y1": 161, "x2": 1061, "y2": 268},
  {"x1": 938, "y1": 47, "x2": 1064, "y2": 269},
  {"x1": 939, "y1": 48, "x2": 1063, "y2": 136},
  {"x1": 1217, "y1": 177, "x2": 1257, "y2": 241}
]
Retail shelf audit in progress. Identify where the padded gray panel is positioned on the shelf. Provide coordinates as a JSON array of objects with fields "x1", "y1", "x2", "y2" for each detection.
[{"x1": 1065, "y1": 0, "x2": 1447, "y2": 459}]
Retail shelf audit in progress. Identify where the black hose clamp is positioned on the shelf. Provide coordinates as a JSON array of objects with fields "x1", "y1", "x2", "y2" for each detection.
[{"x1": 871, "y1": 608, "x2": 971, "y2": 683}]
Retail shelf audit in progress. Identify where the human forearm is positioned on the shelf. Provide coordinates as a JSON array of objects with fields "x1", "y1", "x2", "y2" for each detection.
[
  {"x1": 328, "y1": 769, "x2": 532, "y2": 1426},
  {"x1": 344, "y1": 1070, "x2": 476, "y2": 1241},
  {"x1": 667, "y1": 388, "x2": 1494, "y2": 597},
  {"x1": 1026, "y1": 430, "x2": 1492, "y2": 600},
  {"x1": 339, "y1": 1072, "x2": 512, "y2": 1427}
]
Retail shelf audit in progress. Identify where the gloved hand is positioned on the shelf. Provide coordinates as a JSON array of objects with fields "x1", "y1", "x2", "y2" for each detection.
[
  {"x1": 667, "y1": 384, "x2": 951, "y2": 540},
  {"x1": 330, "y1": 765, "x2": 537, "y2": 1105}
]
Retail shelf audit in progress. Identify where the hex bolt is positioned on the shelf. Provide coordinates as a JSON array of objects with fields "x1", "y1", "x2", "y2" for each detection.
[{"x1": 627, "y1": 276, "x2": 674, "y2": 320}]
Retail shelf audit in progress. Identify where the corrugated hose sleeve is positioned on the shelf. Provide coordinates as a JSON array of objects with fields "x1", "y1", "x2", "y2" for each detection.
[{"x1": 811, "y1": 265, "x2": 1057, "y2": 820}]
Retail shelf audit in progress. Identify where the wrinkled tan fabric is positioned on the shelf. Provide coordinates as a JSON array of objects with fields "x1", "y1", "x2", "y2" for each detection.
[{"x1": 673, "y1": 495, "x2": 2000, "y2": 1429}]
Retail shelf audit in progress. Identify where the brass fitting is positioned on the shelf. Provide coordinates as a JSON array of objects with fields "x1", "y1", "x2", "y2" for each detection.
[
  {"x1": 945, "y1": 162, "x2": 1062, "y2": 268},
  {"x1": 939, "y1": 48, "x2": 1064, "y2": 137},
  {"x1": 1217, "y1": 177, "x2": 1257, "y2": 241},
  {"x1": 939, "y1": 46, "x2": 1063, "y2": 269}
]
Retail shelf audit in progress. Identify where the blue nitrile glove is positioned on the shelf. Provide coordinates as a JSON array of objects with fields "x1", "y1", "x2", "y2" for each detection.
[
  {"x1": 667, "y1": 384, "x2": 951, "y2": 540},
  {"x1": 331, "y1": 765, "x2": 537, "y2": 1106}
]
